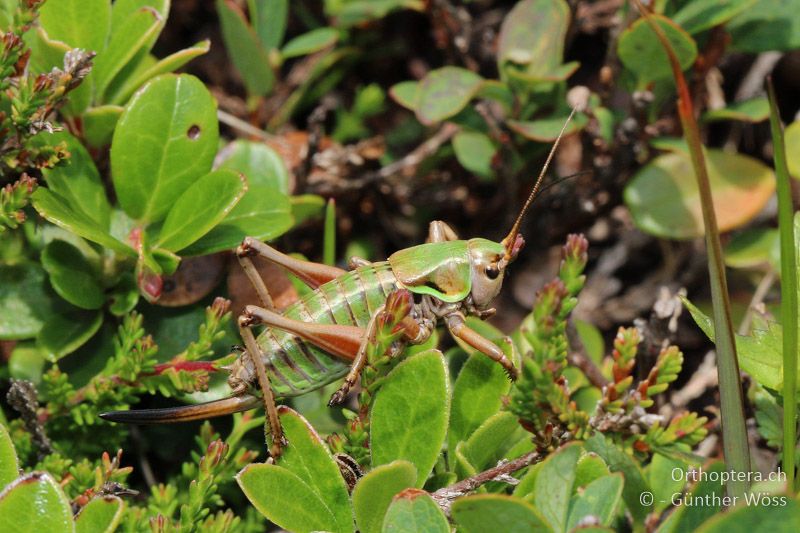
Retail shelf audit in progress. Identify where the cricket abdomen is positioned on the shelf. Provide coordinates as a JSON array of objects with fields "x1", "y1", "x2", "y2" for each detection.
[{"x1": 231, "y1": 262, "x2": 399, "y2": 397}]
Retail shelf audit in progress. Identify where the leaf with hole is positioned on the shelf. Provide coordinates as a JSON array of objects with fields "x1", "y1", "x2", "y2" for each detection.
[
  {"x1": 111, "y1": 74, "x2": 219, "y2": 223},
  {"x1": 624, "y1": 149, "x2": 775, "y2": 239}
]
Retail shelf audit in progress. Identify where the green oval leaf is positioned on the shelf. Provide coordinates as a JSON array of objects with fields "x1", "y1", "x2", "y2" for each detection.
[
  {"x1": 111, "y1": 39, "x2": 211, "y2": 106},
  {"x1": 36, "y1": 132, "x2": 111, "y2": 229},
  {"x1": 37, "y1": 308, "x2": 103, "y2": 362},
  {"x1": 389, "y1": 81, "x2": 420, "y2": 111},
  {"x1": 533, "y1": 443, "x2": 581, "y2": 532},
  {"x1": 41, "y1": 240, "x2": 104, "y2": 310},
  {"x1": 0, "y1": 472, "x2": 73, "y2": 533},
  {"x1": 0, "y1": 263, "x2": 60, "y2": 340},
  {"x1": 416, "y1": 67, "x2": 484, "y2": 124},
  {"x1": 497, "y1": 0, "x2": 576, "y2": 82},
  {"x1": 32, "y1": 189, "x2": 134, "y2": 256},
  {"x1": 237, "y1": 463, "x2": 341, "y2": 533},
  {"x1": 272, "y1": 407, "x2": 353, "y2": 532},
  {"x1": 353, "y1": 460, "x2": 417, "y2": 533},
  {"x1": 624, "y1": 150, "x2": 775, "y2": 239},
  {"x1": 724, "y1": 228, "x2": 780, "y2": 270},
  {"x1": 658, "y1": 462, "x2": 726, "y2": 533},
  {"x1": 75, "y1": 496, "x2": 124, "y2": 533},
  {"x1": 507, "y1": 111, "x2": 588, "y2": 142},
  {"x1": 381, "y1": 489, "x2": 449, "y2": 533},
  {"x1": 251, "y1": 0, "x2": 288, "y2": 49},
  {"x1": 672, "y1": 0, "x2": 754, "y2": 35},
  {"x1": 8, "y1": 344, "x2": 46, "y2": 384},
  {"x1": 39, "y1": 0, "x2": 110, "y2": 52},
  {"x1": 702, "y1": 97, "x2": 769, "y2": 123},
  {"x1": 217, "y1": 140, "x2": 291, "y2": 193},
  {"x1": 180, "y1": 183, "x2": 293, "y2": 256},
  {"x1": 566, "y1": 473, "x2": 623, "y2": 530},
  {"x1": 452, "y1": 494, "x2": 552, "y2": 533},
  {"x1": 371, "y1": 350, "x2": 450, "y2": 486},
  {"x1": 111, "y1": 74, "x2": 219, "y2": 223},
  {"x1": 696, "y1": 493, "x2": 800, "y2": 532},
  {"x1": 584, "y1": 434, "x2": 650, "y2": 524},
  {"x1": 617, "y1": 15, "x2": 697, "y2": 84},
  {"x1": 281, "y1": 27, "x2": 339, "y2": 59},
  {"x1": 456, "y1": 412, "x2": 525, "y2": 477},
  {"x1": 728, "y1": 0, "x2": 800, "y2": 53},
  {"x1": 0, "y1": 424, "x2": 19, "y2": 489},
  {"x1": 155, "y1": 169, "x2": 247, "y2": 252},
  {"x1": 452, "y1": 131, "x2": 496, "y2": 181},
  {"x1": 94, "y1": 6, "x2": 163, "y2": 100},
  {"x1": 449, "y1": 350, "x2": 511, "y2": 453},
  {"x1": 216, "y1": 0, "x2": 275, "y2": 97},
  {"x1": 83, "y1": 106, "x2": 123, "y2": 149}
]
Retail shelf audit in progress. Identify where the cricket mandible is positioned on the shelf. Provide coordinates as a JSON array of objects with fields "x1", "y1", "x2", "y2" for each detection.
[{"x1": 100, "y1": 109, "x2": 578, "y2": 458}]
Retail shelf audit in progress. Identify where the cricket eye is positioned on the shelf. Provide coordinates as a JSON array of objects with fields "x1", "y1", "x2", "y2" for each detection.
[{"x1": 485, "y1": 264, "x2": 500, "y2": 280}]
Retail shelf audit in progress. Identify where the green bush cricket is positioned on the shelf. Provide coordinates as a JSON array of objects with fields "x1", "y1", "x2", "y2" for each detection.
[{"x1": 101, "y1": 110, "x2": 577, "y2": 458}]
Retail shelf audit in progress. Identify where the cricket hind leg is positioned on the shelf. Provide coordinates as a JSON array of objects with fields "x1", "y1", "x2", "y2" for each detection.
[
  {"x1": 238, "y1": 313, "x2": 286, "y2": 459},
  {"x1": 236, "y1": 237, "x2": 347, "y2": 304}
]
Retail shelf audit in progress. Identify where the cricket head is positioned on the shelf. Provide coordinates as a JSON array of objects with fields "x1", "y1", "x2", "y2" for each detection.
[{"x1": 469, "y1": 107, "x2": 576, "y2": 310}]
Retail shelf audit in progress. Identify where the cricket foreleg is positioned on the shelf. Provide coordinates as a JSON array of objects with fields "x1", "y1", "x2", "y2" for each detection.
[
  {"x1": 237, "y1": 237, "x2": 347, "y2": 290},
  {"x1": 238, "y1": 314, "x2": 286, "y2": 459},
  {"x1": 427, "y1": 220, "x2": 460, "y2": 243},
  {"x1": 445, "y1": 313, "x2": 519, "y2": 380}
]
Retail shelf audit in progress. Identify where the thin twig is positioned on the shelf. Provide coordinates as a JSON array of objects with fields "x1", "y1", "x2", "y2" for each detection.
[
  {"x1": 217, "y1": 110, "x2": 279, "y2": 143},
  {"x1": 326, "y1": 122, "x2": 460, "y2": 192},
  {"x1": 431, "y1": 450, "x2": 540, "y2": 514},
  {"x1": 737, "y1": 268, "x2": 777, "y2": 336}
]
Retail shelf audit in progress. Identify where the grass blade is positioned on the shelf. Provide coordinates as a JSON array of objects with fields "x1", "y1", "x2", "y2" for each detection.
[
  {"x1": 767, "y1": 79, "x2": 798, "y2": 492},
  {"x1": 630, "y1": 0, "x2": 751, "y2": 497},
  {"x1": 324, "y1": 198, "x2": 336, "y2": 266}
]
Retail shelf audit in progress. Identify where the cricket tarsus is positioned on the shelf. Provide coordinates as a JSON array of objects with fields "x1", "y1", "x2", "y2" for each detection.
[{"x1": 101, "y1": 108, "x2": 578, "y2": 459}]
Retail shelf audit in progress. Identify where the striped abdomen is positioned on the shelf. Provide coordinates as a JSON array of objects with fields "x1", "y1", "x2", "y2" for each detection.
[{"x1": 243, "y1": 262, "x2": 399, "y2": 397}]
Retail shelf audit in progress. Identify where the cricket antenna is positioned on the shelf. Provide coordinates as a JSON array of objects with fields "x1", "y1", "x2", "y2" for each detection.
[{"x1": 502, "y1": 107, "x2": 577, "y2": 262}]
